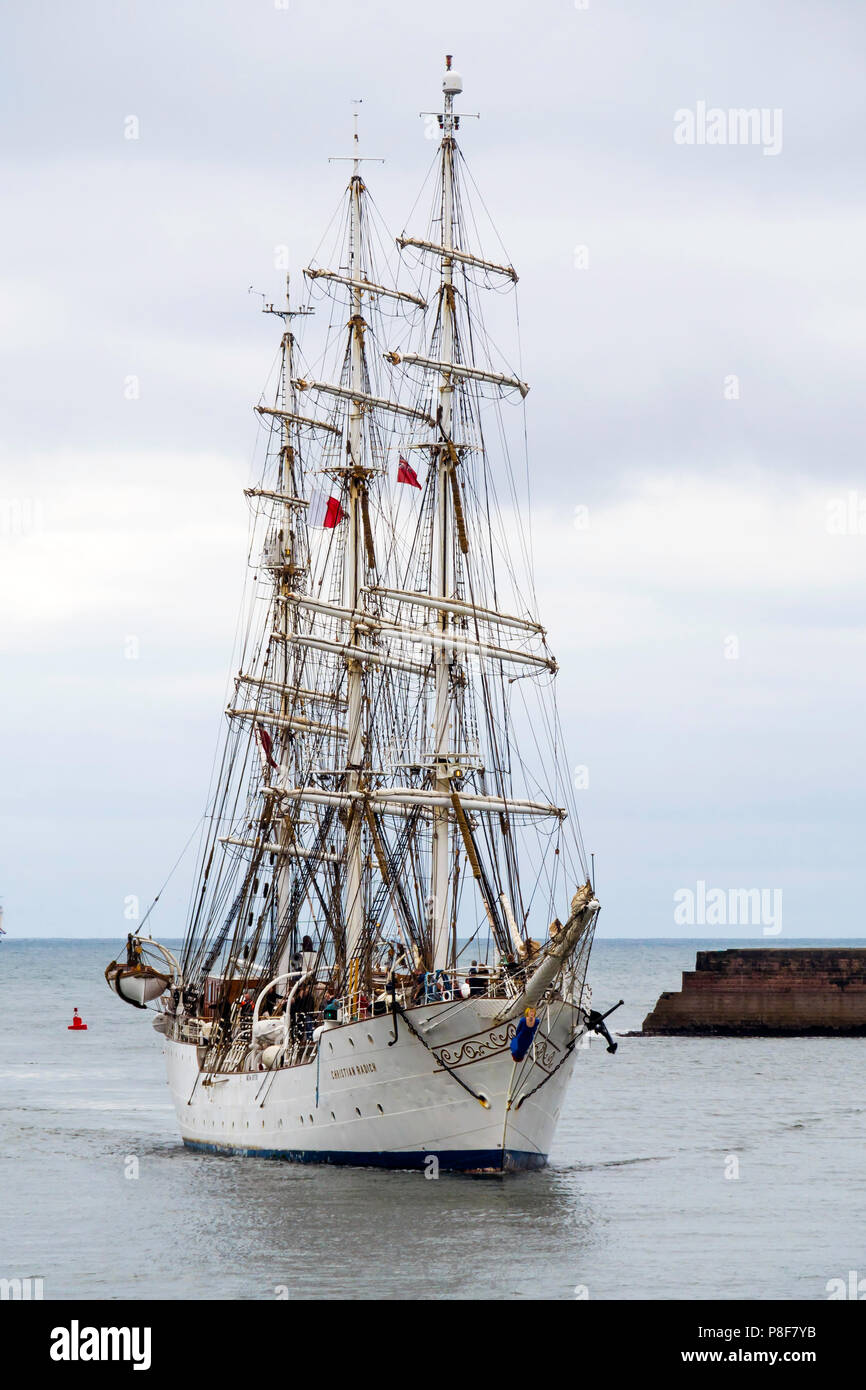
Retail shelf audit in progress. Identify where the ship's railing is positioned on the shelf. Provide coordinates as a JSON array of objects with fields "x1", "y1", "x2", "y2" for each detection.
[
  {"x1": 318, "y1": 963, "x2": 527, "y2": 1020},
  {"x1": 159, "y1": 959, "x2": 542, "y2": 1059},
  {"x1": 416, "y1": 966, "x2": 524, "y2": 1004}
]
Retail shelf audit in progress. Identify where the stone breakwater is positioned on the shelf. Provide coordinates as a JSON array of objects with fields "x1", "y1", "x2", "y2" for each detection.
[{"x1": 642, "y1": 949, "x2": 866, "y2": 1036}]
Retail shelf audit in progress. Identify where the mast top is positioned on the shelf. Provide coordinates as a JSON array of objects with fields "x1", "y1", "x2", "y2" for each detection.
[
  {"x1": 261, "y1": 273, "x2": 313, "y2": 322},
  {"x1": 329, "y1": 100, "x2": 384, "y2": 170},
  {"x1": 351, "y1": 99, "x2": 361, "y2": 172},
  {"x1": 421, "y1": 55, "x2": 476, "y2": 136},
  {"x1": 442, "y1": 54, "x2": 463, "y2": 97}
]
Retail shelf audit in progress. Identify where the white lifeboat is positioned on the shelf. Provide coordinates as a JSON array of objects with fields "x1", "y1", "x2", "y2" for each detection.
[
  {"x1": 105, "y1": 961, "x2": 171, "y2": 1008},
  {"x1": 104, "y1": 935, "x2": 180, "y2": 1009}
]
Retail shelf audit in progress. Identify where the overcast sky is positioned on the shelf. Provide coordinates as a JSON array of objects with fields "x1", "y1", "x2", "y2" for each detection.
[{"x1": 2, "y1": 0, "x2": 865, "y2": 940}]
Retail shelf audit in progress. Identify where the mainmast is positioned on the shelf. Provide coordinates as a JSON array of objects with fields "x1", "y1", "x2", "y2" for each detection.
[{"x1": 430, "y1": 56, "x2": 462, "y2": 971}]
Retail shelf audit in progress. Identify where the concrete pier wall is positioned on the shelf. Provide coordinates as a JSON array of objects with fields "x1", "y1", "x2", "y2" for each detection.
[{"x1": 642, "y1": 949, "x2": 866, "y2": 1036}]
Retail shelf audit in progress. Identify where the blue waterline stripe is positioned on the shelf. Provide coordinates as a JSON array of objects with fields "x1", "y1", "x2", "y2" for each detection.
[{"x1": 182, "y1": 1139, "x2": 547, "y2": 1172}]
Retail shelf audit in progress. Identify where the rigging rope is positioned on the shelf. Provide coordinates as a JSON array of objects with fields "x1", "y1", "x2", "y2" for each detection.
[{"x1": 393, "y1": 1001, "x2": 490, "y2": 1108}]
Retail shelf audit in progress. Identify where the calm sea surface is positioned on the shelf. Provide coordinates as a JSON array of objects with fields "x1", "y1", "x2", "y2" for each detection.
[{"x1": 2, "y1": 938, "x2": 864, "y2": 1301}]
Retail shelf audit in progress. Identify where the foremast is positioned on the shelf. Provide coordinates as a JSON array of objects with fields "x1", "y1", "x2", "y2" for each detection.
[
  {"x1": 389, "y1": 56, "x2": 577, "y2": 977},
  {"x1": 400, "y1": 58, "x2": 538, "y2": 971},
  {"x1": 429, "y1": 58, "x2": 461, "y2": 972},
  {"x1": 343, "y1": 116, "x2": 370, "y2": 984}
]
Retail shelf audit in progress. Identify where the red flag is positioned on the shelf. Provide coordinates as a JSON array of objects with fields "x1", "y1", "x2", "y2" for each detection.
[
  {"x1": 309, "y1": 490, "x2": 346, "y2": 527},
  {"x1": 254, "y1": 722, "x2": 278, "y2": 770},
  {"x1": 397, "y1": 456, "x2": 421, "y2": 490},
  {"x1": 324, "y1": 496, "x2": 346, "y2": 527}
]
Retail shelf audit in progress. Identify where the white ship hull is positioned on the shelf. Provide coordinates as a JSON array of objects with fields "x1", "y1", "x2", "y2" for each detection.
[{"x1": 163, "y1": 997, "x2": 583, "y2": 1172}]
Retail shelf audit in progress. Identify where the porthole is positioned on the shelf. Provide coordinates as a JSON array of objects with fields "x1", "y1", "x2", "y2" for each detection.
[
  {"x1": 330, "y1": 1111, "x2": 336, "y2": 1121},
  {"x1": 299, "y1": 1115, "x2": 304, "y2": 1125},
  {"x1": 355, "y1": 1107, "x2": 361, "y2": 1117},
  {"x1": 376, "y1": 1104, "x2": 384, "y2": 1115},
  {"x1": 348, "y1": 1037, "x2": 355, "y2": 1048},
  {"x1": 367, "y1": 1034, "x2": 374, "y2": 1044},
  {"x1": 308, "y1": 1114, "x2": 314, "y2": 1124}
]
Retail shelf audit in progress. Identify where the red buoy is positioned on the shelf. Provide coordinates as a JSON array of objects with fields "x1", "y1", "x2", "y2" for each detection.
[{"x1": 68, "y1": 1008, "x2": 88, "y2": 1031}]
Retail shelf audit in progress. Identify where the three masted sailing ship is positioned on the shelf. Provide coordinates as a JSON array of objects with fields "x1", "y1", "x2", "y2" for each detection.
[{"x1": 105, "y1": 59, "x2": 613, "y2": 1172}]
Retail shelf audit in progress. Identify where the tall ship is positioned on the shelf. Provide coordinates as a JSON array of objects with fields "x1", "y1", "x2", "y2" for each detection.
[{"x1": 105, "y1": 58, "x2": 614, "y2": 1172}]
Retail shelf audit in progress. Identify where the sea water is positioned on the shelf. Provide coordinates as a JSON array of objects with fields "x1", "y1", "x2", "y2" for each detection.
[{"x1": 1, "y1": 938, "x2": 864, "y2": 1300}]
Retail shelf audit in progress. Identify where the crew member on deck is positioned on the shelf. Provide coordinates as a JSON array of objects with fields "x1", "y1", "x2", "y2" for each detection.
[
  {"x1": 468, "y1": 962, "x2": 485, "y2": 997},
  {"x1": 300, "y1": 935, "x2": 315, "y2": 970}
]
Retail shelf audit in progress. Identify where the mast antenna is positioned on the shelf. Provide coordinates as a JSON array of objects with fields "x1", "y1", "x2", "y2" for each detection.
[
  {"x1": 329, "y1": 100, "x2": 385, "y2": 168},
  {"x1": 261, "y1": 273, "x2": 314, "y2": 322},
  {"x1": 420, "y1": 55, "x2": 479, "y2": 128}
]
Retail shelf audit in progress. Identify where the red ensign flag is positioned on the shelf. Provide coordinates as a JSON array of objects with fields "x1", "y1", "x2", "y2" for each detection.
[
  {"x1": 254, "y1": 722, "x2": 279, "y2": 769},
  {"x1": 309, "y1": 490, "x2": 347, "y2": 527},
  {"x1": 397, "y1": 456, "x2": 421, "y2": 489}
]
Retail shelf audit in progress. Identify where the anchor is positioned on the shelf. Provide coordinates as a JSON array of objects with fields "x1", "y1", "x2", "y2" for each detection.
[{"x1": 587, "y1": 1000, "x2": 624, "y2": 1053}]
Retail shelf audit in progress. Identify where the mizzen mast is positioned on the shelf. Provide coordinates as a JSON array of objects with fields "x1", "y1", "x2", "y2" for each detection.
[{"x1": 263, "y1": 280, "x2": 314, "y2": 975}]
